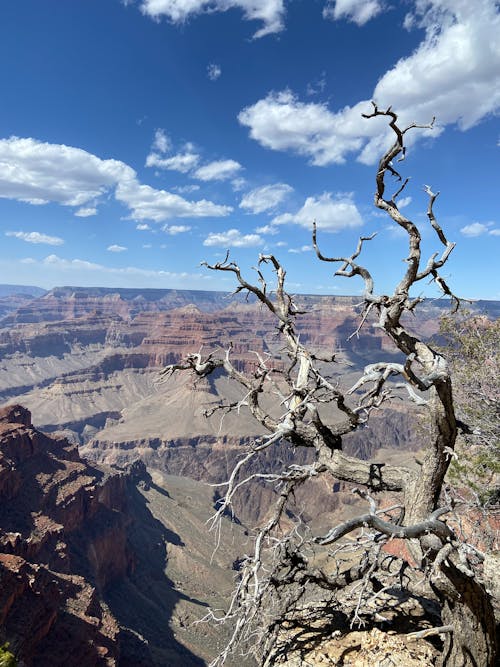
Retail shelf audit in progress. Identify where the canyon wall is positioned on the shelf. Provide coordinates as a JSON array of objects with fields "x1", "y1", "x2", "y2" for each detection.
[
  {"x1": 0, "y1": 404, "x2": 246, "y2": 666},
  {"x1": 1, "y1": 286, "x2": 498, "y2": 664}
]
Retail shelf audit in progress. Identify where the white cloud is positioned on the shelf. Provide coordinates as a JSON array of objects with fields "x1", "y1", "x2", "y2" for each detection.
[
  {"x1": 231, "y1": 177, "x2": 247, "y2": 191},
  {"x1": 460, "y1": 221, "x2": 499, "y2": 237},
  {"x1": 162, "y1": 224, "x2": 191, "y2": 234},
  {"x1": 460, "y1": 222, "x2": 488, "y2": 237},
  {"x1": 136, "y1": 223, "x2": 151, "y2": 230},
  {"x1": 323, "y1": 0, "x2": 385, "y2": 26},
  {"x1": 288, "y1": 244, "x2": 312, "y2": 254},
  {"x1": 193, "y1": 159, "x2": 243, "y2": 181},
  {"x1": 255, "y1": 224, "x2": 278, "y2": 235},
  {"x1": 5, "y1": 230, "x2": 64, "y2": 246},
  {"x1": 203, "y1": 228, "x2": 263, "y2": 247},
  {"x1": 22, "y1": 253, "x2": 210, "y2": 286},
  {"x1": 107, "y1": 244, "x2": 127, "y2": 252},
  {"x1": 397, "y1": 196, "x2": 412, "y2": 209},
  {"x1": 116, "y1": 178, "x2": 232, "y2": 221},
  {"x1": 146, "y1": 130, "x2": 199, "y2": 173},
  {"x1": 0, "y1": 136, "x2": 133, "y2": 206},
  {"x1": 272, "y1": 192, "x2": 363, "y2": 232},
  {"x1": 239, "y1": 183, "x2": 293, "y2": 214},
  {"x1": 152, "y1": 128, "x2": 171, "y2": 153},
  {"x1": 239, "y1": 1, "x2": 500, "y2": 165},
  {"x1": 207, "y1": 63, "x2": 222, "y2": 81},
  {"x1": 0, "y1": 135, "x2": 228, "y2": 223},
  {"x1": 239, "y1": 90, "x2": 366, "y2": 166},
  {"x1": 138, "y1": 0, "x2": 285, "y2": 38},
  {"x1": 75, "y1": 206, "x2": 97, "y2": 217},
  {"x1": 306, "y1": 72, "x2": 327, "y2": 97},
  {"x1": 173, "y1": 184, "x2": 200, "y2": 193},
  {"x1": 146, "y1": 151, "x2": 200, "y2": 173}
]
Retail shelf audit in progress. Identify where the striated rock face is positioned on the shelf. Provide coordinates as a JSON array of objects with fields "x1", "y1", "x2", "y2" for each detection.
[
  {"x1": 1, "y1": 286, "x2": 498, "y2": 443},
  {"x1": 0, "y1": 285, "x2": 46, "y2": 320},
  {"x1": 0, "y1": 405, "x2": 251, "y2": 667},
  {"x1": 0, "y1": 404, "x2": 132, "y2": 665}
]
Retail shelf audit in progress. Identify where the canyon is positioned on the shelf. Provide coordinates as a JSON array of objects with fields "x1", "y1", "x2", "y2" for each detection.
[
  {"x1": 0, "y1": 284, "x2": 498, "y2": 665},
  {"x1": 0, "y1": 403, "x2": 250, "y2": 666}
]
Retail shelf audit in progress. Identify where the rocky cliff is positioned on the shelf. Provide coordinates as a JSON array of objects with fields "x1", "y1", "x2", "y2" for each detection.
[
  {"x1": 0, "y1": 405, "x2": 253, "y2": 666},
  {"x1": 0, "y1": 286, "x2": 458, "y2": 440},
  {"x1": 0, "y1": 285, "x2": 46, "y2": 321},
  {"x1": 0, "y1": 404, "x2": 131, "y2": 665}
]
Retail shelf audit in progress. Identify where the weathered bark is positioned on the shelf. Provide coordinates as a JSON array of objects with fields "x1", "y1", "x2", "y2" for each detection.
[
  {"x1": 163, "y1": 105, "x2": 497, "y2": 667},
  {"x1": 435, "y1": 562, "x2": 497, "y2": 667}
]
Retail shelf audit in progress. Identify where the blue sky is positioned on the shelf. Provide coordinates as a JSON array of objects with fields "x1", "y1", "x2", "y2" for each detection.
[{"x1": 0, "y1": 0, "x2": 499, "y2": 298}]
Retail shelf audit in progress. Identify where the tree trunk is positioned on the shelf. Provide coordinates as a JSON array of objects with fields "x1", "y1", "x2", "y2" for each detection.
[{"x1": 435, "y1": 562, "x2": 497, "y2": 667}]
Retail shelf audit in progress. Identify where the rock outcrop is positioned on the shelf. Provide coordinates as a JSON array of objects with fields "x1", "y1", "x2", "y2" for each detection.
[
  {"x1": 2, "y1": 287, "x2": 498, "y2": 442},
  {"x1": 0, "y1": 404, "x2": 133, "y2": 665},
  {"x1": 0, "y1": 405, "x2": 253, "y2": 667}
]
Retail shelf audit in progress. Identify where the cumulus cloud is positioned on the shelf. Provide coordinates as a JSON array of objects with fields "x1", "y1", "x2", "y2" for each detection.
[
  {"x1": 193, "y1": 159, "x2": 243, "y2": 181},
  {"x1": 173, "y1": 184, "x2": 200, "y2": 193},
  {"x1": 239, "y1": 90, "x2": 366, "y2": 166},
  {"x1": 146, "y1": 131, "x2": 200, "y2": 173},
  {"x1": 323, "y1": 0, "x2": 385, "y2": 26},
  {"x1": 115, "y1": 178, "x2": 232, "y2": 221},
  {"x1": 152, "y1": 128, "x2": 171, "y2": 153},
  {"x1": 75, "y1": 207, "x2": 97, "y2": 217},
  {"x1": 137, "y1": 0, "x2": 285, "y2": 38},
  {"x1": 136, "y1": 223, "x2": 151, "y2": 230},
  {"x1": 240, "y1": 1, "x2": 500, "y2": 165},
  {"x1": 255, "y1": 224, "x2": 279, "y2": 235},
  {"x1": 107, "y1": 244, "x2": 127, "y2": 252},
  {"x1": 145, "y1": 130, "x2": 243, "y2": 184},
  {"x1": 231, "y1": 177, "x2": 247, "y2": 191},
  {"x1": 207, "y1": 63, "x2": 222, "y2": 81},
  {"x1": 162, "y1": 224, "x2": 191, "y2": 234},
  {"x1": 288, "y1": 244, "x2": 312, "y2": 254},
  {"x1": 5, "y1": 230, "x2": 64, "y2": 246},
  {"x1": 0, "y1": 136, "x2": 133, "y2": 206},
  {"x1": 0, "y1": 135, "x2": 231, "y2": 222},
  {"x1": 239, "y1": 183, "x2": 293, "y2": 214},
  {"x1": 272, "y1": 192, "x2": 363, "y2": 232},
  {"x1": 460, "y1": 222, "x2": 499, "y2": 237},
  {"x1": 397, "y1": 196, "x2": 412, "y2": 209},
  {"x1": 203, "y1": 228, "x2": 263, "y2": 247},
  {"x1": 146, "y1": 151, "x2": 200, "y2": 173}
]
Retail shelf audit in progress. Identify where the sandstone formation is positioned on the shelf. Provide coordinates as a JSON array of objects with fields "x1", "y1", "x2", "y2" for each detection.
[
  {"x1": 0, "y1": 285, "x2": 46, "y2": 320},
  {"x1": 0, "y1": 405, "x2": 248, "y2": 666},
  {"x1": 0, "y1": 404, "x2": 129, "y2": 665},
  {"x1": 1, "y1": 285, "x2": 494, "y2": 525},
  {"x1": 1, "y1": 285, "x2": 483, "y2": 445},
  {"x1": 0, "y1": 287, "x2": 498, "y2": 664}
]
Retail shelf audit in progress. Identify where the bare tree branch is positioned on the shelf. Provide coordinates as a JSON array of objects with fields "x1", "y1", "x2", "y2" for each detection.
[{"x1": 160, "y1": 104, "x2": 497, "y2": 667}]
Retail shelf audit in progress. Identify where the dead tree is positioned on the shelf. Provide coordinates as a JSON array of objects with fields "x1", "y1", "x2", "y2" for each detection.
[{"x1": 163, "y1": 105, "x2": 497, "y2": 666}]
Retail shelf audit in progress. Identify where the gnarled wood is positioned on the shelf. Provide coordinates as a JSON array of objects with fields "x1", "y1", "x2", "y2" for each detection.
[{"x1": 163, "y1": 105, "x2": 497, "y2": 667}]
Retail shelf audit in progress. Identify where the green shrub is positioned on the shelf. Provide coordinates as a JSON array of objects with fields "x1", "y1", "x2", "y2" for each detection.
[
  {"x1": 439, "y1": 313, "x2": 500, "y2": 507},
  {"x1": 0, "y1": 644, "x2": 16, "y2": 667}
]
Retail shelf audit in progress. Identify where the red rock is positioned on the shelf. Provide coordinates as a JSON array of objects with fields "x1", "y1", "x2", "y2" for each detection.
[{"x1": 0, "y1": 408, "x2": 132, "y2": 665}]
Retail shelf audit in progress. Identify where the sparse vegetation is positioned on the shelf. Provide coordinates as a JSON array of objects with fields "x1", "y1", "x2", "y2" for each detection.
[
  {"x1": 0, "y1": 644, "x2": 16, "y2": 667},
  {"x1": 440, "y1": 313, "x2": 500, "y2": 507}
]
